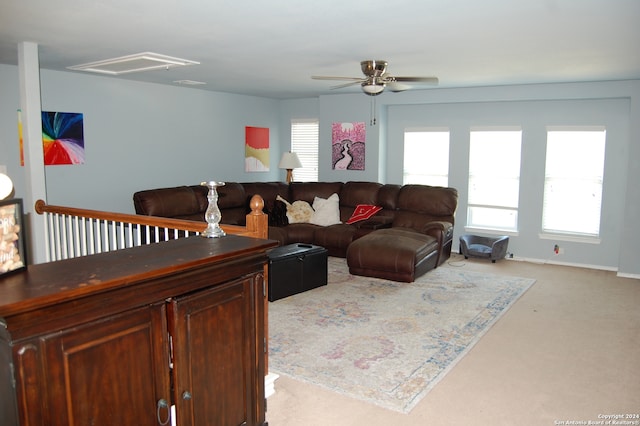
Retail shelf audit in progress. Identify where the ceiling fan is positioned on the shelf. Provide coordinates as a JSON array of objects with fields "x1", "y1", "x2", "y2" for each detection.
[{"x1": 312, "y1": 60, "x2": 438, "y2": 96}]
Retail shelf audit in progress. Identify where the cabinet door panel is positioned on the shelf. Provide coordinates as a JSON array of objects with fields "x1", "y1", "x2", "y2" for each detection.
[
  {"x1": 0, "y1": 325, "x2": 19, "y2": 426},
  {"x1": 11, "y1": 342, "x2": 42, "y2": 425},
  {"x1": 43, "y1": 304, "x2": 171, "y2": 426},
  {"x1": 170, "y1": 277, "x2": 257, "y2": 426}
]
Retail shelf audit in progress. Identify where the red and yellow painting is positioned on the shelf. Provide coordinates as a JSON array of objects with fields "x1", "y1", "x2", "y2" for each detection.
[{"x1": 245, "y1": 126, "x2": 269, "y2": 172}]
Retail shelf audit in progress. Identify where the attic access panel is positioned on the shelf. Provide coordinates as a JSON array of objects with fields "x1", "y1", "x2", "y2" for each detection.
[{"x1": 67, "y1": 52, "x2": 199, "y2": 75}]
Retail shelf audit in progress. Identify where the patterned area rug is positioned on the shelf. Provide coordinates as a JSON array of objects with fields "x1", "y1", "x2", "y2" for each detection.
[{"x1": 268, "y1": 257, "x2": 536, "y2": 413}]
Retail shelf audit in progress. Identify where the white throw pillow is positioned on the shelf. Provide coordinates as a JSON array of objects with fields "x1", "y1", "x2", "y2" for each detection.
[{"x1": 310, "y1": 193, "x2": 341, "y2": 226}]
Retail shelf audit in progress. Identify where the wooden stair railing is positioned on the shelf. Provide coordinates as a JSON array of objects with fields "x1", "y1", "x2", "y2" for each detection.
[{"x1": 34, "y1": 194, "x2": 268, "y2": 262}]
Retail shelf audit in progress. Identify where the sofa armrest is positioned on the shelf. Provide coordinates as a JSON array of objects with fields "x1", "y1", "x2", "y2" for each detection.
[
  {"x1": 423, "y1": 221, "x2": 454, "y2": 254},
  {"x1": 423, "y1": 221, "x2": 453, "y2": 239}
]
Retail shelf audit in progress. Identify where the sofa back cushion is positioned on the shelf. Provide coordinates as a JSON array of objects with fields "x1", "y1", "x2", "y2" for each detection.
[
  {"x1": 338, "y1": 181, "x2": 383, "y2": 223},
  {"x1": 289, "y1": 182, "x2": 344, "y2": 204},
  {"x1": 377, "y1": 184, "x2": 401, "y2": 211},
  {"x1": 216, "y1": 182, "x2": 246, "y2": 209},
  {"x1": 133, "y1": 186, "x2": 202, "y2": 218},
  {"x1": 242, "y1": 182, "x2": 290, "y2": 226},
  {"x1": 242, "y1": 182, "x2": 289, "y2": 210},
  {"x1": 216, "y1": 182, "x2": 247, "y2": 225},
  {"x1": 393, "y1": 185, "x2": 458, "y2": 231},
  {"x1": 339, "y1": 182, "x2": 382, "y2": 207}
]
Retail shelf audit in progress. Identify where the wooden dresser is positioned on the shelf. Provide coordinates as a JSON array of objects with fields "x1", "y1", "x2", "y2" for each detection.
[{"x1": 0, "y1": 235, "x2": 277, "y2": 426}]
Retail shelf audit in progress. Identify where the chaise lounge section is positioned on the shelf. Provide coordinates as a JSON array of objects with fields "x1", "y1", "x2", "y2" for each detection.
[{"x1": 133, "y1": 181, "x2": 458, "y2": 282}]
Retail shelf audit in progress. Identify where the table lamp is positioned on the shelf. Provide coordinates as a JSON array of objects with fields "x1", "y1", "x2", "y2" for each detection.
[{"x1": 278, "y1": 152, "x2": 302, "y2": 184}]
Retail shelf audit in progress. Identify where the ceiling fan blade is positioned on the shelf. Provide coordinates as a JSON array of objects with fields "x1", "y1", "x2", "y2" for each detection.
[
  {"x1": 330, "y1": 81, "x2": 363, "y2": 90},
  {"x1": 391, "y1": 76, "x2": 439, "y2": 84},
  {"x1": 311, "y1": 76, "x2": 364, "y2": 81}
]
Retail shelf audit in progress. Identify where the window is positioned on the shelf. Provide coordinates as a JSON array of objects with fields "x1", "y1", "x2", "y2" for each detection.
[
  {"x1": 403, "y1": 129, "x2": 450, "y2": 186},
  {"x1": 467, "y1": 128, "x2": 522, "y2": 232},
  {"x1": 291, "y1": 119, "x2": 318, "y2": 182},
  {"x1": 542, "y1": 127, "x2": 606, "y2": 237}
]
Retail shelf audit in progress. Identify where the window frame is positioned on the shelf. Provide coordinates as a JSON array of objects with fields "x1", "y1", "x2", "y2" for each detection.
[
  {"x1": 402, "y1": 127, "x2": 450, "y2": 187},
  {"x1": 465, "y1": 127, "x2": 523, "y2": 234},
  {"x1": 290, "y1": 119, "x2": 319, "y2": 182},
  {"x1": 540, "y1": 126, "x2": 606, "y2": 242}
]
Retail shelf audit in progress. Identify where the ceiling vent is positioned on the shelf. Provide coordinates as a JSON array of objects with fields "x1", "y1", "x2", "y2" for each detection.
[{"x1": 67, "y1": 52, "x2": 199, "y2": 75}]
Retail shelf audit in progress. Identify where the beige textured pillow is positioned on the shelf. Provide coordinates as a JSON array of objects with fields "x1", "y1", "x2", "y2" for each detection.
[
  {"x1": 277, "y1": 195, "x2": 314, "y2": 223},
  {"x1": 310, "y1": 193, "x2": 341, "y2": 226}
]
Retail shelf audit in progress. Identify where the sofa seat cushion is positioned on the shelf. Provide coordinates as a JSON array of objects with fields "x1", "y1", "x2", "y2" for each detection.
[
  {"x1": 313, "y1": 224, "x2": 358, "y2": 257},
  {"x1": 346, "y1": 228, "x2": 439, "y2": 282},
  {"x1": 267, "y1": 226, "x2": 288, "y2": 246},
  {"x1": 282, "y1": 223, "x2": 318, "y2": 245}
]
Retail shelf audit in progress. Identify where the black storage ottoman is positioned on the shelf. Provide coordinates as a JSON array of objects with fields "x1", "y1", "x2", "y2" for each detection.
[{"x1": 267, "y1": 243, "x2": 328, "y2": 301}]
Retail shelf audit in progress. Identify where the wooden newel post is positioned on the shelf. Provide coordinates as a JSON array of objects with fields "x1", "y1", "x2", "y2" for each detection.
[{"x1": 246, "y1": 194, "x2": 268, "y2": 240}]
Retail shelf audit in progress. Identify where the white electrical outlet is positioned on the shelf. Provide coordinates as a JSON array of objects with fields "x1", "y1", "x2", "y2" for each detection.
[{"x1": 0, "y1": 165, "x2": 6, "y2": 174}]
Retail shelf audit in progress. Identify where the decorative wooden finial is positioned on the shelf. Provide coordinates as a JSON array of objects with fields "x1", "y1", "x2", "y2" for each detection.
[{"x1": 249, "y1": 194, "x2": 264, "y2": 215}]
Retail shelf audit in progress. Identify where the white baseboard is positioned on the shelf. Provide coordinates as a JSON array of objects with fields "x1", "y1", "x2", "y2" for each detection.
[
  {"x1": 265, "y1": 372, "x2": 280, "y2": 398},
  {"x1": 506, "y1": 255, "x2": 619, "y2": 271},
  {"x1": 616, "y1": 272, "x2": 640, "y2": 280}
]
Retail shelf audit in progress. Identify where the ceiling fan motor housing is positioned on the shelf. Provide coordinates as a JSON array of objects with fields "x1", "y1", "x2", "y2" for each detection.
[{"x1": 361, "y1": 60, "x2": 388, "y2": 77}]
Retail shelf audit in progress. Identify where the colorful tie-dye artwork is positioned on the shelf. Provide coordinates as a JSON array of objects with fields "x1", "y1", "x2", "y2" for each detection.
[{"x1": 42, "y1": 111, "x2": 85, "y2": 165}]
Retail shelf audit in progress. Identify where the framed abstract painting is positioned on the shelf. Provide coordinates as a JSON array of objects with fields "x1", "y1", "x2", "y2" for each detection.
[
  {"x1": 42, "y1": 111, "x2": 85, "y2": 165},
  {"x1": 332, "y1": 122, "x2": 365, "y2": 170},
  {"x1": 245, "y1": 126, "x2": 270, "y2": 172}
]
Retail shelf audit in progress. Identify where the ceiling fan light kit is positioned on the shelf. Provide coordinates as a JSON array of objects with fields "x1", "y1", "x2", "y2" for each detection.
[{"x1": 361, "y1": 81, "x2": 385, "y2": 95}]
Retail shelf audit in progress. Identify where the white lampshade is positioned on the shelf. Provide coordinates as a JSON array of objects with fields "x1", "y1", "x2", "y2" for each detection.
[
  {"x1": 278, "y1": 152, "x2": 302, "y2": 169},
  {"x1": 279, "y1": 152, "x2": 302, "y2": 184},
  {"x1": 0, "y1": 173, "x2": 13, "y2": 200}
]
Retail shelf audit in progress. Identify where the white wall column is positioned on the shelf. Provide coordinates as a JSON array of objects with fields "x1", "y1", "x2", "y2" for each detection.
[{"x1": 18, "y1": 41, "x2": 47, "y2": 264}]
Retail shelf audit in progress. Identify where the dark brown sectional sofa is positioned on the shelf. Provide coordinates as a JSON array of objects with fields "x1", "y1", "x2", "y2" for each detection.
[{"x1": 133, "y1": 181, "x2": 458, "y2": 282}]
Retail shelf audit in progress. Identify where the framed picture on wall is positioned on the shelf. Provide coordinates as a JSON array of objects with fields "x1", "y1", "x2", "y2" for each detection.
[{"x1": 0, "y1": 198, "x2": 27, "y2": 276}]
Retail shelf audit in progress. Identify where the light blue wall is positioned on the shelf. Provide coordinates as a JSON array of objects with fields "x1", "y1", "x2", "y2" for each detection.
[
  {"x1": 1, "y1": 62, "x2": 638, "y2": 275},
  {"x1": 1, "y1": 65, "x2": 281, "y2": 213},
  {"x1": 386, "y1": 98, "x2": 629, "y2": 268},
  {"x1": 313, "y1": 81, "x2": 640, "y2": 275}
]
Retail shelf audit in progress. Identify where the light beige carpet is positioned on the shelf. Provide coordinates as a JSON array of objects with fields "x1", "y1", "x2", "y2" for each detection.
[
  {"x1": 268, "y1": 257, "x2": 535, "y2": 413},
  {"x1": 266, "y1": 254, "x2": 640, "y2": 426}
]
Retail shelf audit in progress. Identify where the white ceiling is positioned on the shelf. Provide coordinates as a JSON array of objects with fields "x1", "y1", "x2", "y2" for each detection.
[{"x1": 1, "y1": 0, "x2": 639, "y2": 99}]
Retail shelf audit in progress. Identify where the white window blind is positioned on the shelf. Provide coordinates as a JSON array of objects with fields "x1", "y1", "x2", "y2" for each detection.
[
  {"x1": 291, "y1": 119, "x2": 319, "y2": 182},
  {"x1": 403, "y1": 129, "x2": 450, "y2": 187},
  {"x1": 467, "y1": 128, "x2": 522, "y2": 231},
  {"x1": 542, "y1": 128, "x2": 606, "y2": 237}
]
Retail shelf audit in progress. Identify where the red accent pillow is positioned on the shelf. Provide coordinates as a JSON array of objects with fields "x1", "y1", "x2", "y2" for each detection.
[{"x1": 346, "y1": 204, "x2": 383, "y2": 224}]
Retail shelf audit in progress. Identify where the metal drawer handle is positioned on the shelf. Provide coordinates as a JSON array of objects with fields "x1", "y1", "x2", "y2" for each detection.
[{"x1": 156, "y1": 398, "x2": 170, "y2": 425}]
